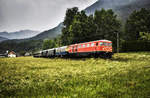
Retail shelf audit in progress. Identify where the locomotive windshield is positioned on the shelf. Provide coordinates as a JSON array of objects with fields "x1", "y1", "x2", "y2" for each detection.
[{"x1": 100, "y1": 42, "x2": 112, "y2": 46}]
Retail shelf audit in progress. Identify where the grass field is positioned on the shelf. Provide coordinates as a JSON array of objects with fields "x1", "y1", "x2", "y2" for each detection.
[{"x1": 0, "y1": 52, "x2": 150, "y2": 98}]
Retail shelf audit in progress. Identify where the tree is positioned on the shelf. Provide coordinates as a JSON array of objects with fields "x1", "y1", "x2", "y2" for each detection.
[
  {"x1": 61, "y1": 7, "x2": 79, "y2": 45},
  {"x1": 125, "y1": 8, "x2": 150, "y2": 40},
  {"x1": 94, "y1": 9, "x2": 121, "y2": 41},
  {"x1": 69, "y1": 11, "x2": 96, "y2": 44},
  {"x1": 63, "y1": 7, "x2": 79, "y2": 27},
  {"x1": 54, "y1": 35, "x2": 62, "y2": 47},
  {"x1": 42, "y1": 40, "x2": 56, "y2": 50}
]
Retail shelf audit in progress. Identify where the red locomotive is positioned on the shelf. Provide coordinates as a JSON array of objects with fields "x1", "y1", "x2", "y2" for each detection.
[{"x1": 68, "y1": 40, "x2": 113, "y2": 58}]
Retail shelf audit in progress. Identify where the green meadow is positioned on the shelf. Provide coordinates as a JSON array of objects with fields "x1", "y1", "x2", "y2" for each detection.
[{"x1": 0, "y1": 52, "x2": 150, "y2": 98}]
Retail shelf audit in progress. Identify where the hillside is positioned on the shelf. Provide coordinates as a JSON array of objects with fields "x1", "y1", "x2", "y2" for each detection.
[
  {"x1": 0, "y1": 30, "x2": 40, "y2": 39},
  {"x1": 29, "y1": 23, "x2": 63, "y2": 40},
  {"x1": 85, "y1": 0, "x2": 150, "y2": 20},
  {"x1": 0, "y1": 52, "x2": 150, "y2": 97},
  {"x1": 115, "y1": 0, "x2": 150, "y2": 20},
  {"x1": 0, "y1": 36, "x2": 8, "y2": 42}
]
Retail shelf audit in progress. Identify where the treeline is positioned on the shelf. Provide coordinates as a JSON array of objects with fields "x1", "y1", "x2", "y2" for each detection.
[
  {"x1": 44, "y1": 7, "x2": 150, "y2": 52},
  {"x1": 0, "y1": 40, "x2": 43, "y2": 55}
]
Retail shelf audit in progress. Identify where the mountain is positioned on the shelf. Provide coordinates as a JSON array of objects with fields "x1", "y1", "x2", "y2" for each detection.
[
  {"x1": 0, "y1": 30, "x2": 40, "y2": 39},
  {"x1": 0, "y1": 36, "x2": 8, "y2": 42},
  {"x1": 29, "y1": 23, "x2": 63, "y2": 40},
  {"x1": 85, "y1": 0, "x2": 150, "y2": 20}
]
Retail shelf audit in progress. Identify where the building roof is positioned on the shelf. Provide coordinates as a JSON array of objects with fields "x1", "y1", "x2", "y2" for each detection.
[{"x1": 8, "y1": 51, "x2": 16, "y2": 55}]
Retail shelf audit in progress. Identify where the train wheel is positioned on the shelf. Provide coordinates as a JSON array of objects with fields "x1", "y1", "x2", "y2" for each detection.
[
  {"x1": 94, "y1": 54, "x2": 99, "y2": 58},
  {"x1": 105, "y1": 53, "x2": 112, "y2": 59},
  {"x1": 108, "y1": 54, "x2": 112, "y2": 59}
]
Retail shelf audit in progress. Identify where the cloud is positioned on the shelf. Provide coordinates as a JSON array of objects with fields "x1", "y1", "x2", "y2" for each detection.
[{"x1": 0, "y1": 0, "x2": 97, "y2": 32}]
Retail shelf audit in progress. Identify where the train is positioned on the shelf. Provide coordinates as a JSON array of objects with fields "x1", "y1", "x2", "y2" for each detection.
[{"x1": 33, "y1": 40, "x2": 113, "y2": 58}]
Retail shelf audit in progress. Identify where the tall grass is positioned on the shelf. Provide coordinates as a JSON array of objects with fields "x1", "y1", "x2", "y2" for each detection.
[{"x1": 0, "y1": 52, "x2": 150, "y2": 97}]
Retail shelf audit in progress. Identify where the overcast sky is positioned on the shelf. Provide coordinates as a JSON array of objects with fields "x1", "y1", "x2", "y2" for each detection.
[{"x1": 0, "y1": 0, "x2": 97, "y2": 32}]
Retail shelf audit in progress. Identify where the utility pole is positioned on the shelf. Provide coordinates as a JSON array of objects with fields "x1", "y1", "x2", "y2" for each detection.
[
  {"x1": 114, "y1": 32, "x2": 119, "y2": 53},
  {"x1": 117, "y1": 32, "x2": 119, "y2": 53}
]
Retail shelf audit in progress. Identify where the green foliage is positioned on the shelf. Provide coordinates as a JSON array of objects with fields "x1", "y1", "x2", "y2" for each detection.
[
  {"x1": 42, "y1": 35, "x2": 62, "y2": 50},
  {"x1": 53, "y1": 35, "x2": 62, "y2": 47},
  {"x1": 122, "y1": 8, "x2": 150, "y2": 52},
  {"x1": 139, "y1": 32, "x2": 150, "y2": 40},
  {"x1": 125, "y1": 8, "x2": 150, "y2": 40},
  {"x1": 42, "y1": 39, "x2": 56, "y2": 50},
  {"x1": 0, "y1": 52, "x2": 150, "y2": 97},
  {"x1": 61, "y1": 7, "x2": 79, "y2": 45},
  {"x1": 63, "y1": 7, "x2": 79, "y2": 27},
  {"x1": 94, "y1": 9, "x2": 121, "y2": 41},
  {"x1": 0, "y1": 40, "x2": 43, "y2": 55},
  {"x1": 68, "y1": 11, "x2": 97, "y2": 44}
]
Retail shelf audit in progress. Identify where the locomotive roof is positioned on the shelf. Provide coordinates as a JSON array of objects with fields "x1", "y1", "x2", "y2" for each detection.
[
  {"x1": 42, "y1": 46, "x2": 67, "y2": 51},
  {"x1": 70, "y1": 39, "x2": 112, "y2": 46},
  {"x1": 55, "y1": 46, "x2": 67, "y2": 49},
  {"x1": 99, "y1": 40, "x2": 112, "y2": 42}
]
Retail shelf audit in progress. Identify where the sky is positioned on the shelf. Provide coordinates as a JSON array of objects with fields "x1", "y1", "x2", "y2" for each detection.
[{"x1": 0, "y1": 0, "x2": 97, "y2": 32}]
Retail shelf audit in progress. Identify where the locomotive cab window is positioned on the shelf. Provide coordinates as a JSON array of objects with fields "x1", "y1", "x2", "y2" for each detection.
[
  {"x1": 105, "y1": 43, "x2": 109, "y2": 46},
  {"x1": 83, "y1": 44, "x2": 85, "y2": 48},
  {"x1": 91, "y1": 43, "x2": 94, "y2": 47},
  {"x1": 106, "y1": 43, "x2": 109, "y2": 46},
  {"x1": 79, "y1": 45, "x2": 82, "y2": 48},
  {"x1": 100, "y1": 42, "x2": 103, "y2": 46},
  {"x1": 103, "y1": 42, "x2": 107, "y2": 46},
  {"x1": 87, "y1": 44, "x2": 90, "y2": 47},
  {"x1": 109, "y1": 43, "x2": 112, "y2": 46}
]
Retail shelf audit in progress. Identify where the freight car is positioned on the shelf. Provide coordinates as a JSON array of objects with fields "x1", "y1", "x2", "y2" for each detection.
[
  {"x1": 33, "y1": 40, "x2": 113, "y2": 58},
  {"x1": 55, "y1": 46, "x2": 68, "y2": 57}
]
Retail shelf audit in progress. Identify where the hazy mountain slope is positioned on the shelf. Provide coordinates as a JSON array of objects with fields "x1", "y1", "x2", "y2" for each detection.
[
  {"x1": 0, "y1": 36, "x2": 8, "y2": 42},
  {"x1": 85, "y1": 0, "x2": 150, "y2": 20},
  {"x1": 29, "y1": 23, "x2": 63, "y2": 40},
  {"x1": 115, "y1": 0, "x2": 150, "y2": 20},
  {"x1": 0, "y1": 30, "x2": 40, "y2": 39}
]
